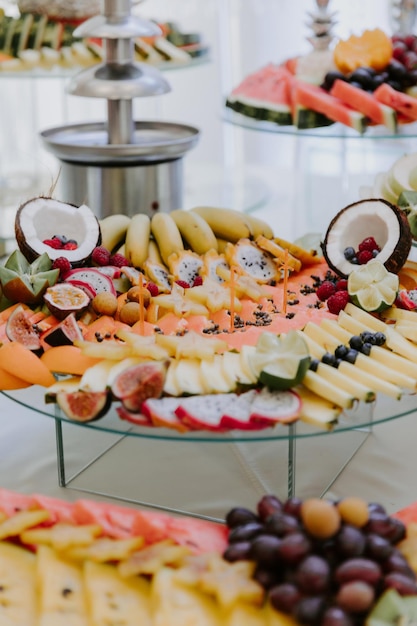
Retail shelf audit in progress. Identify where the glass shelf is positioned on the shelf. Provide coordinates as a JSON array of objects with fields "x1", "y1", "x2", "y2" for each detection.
[
  {"x1": 3, "y1": 386, "x2": 417, "y2": 520},
  {"x1": 223, "y1": 107, "x2": 417, "y2": 140}
]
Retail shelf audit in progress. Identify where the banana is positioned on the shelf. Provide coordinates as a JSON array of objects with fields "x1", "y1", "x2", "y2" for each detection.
[
  {"x1": 244, "y1": 213, "x2": 274, "y2": 239},
  {"x1": 147, "y1": 238, "x2": 163, "y2": 265},
  {"x1": 124, "y1": 213, "x2": 151, "y2": 269},
  {"x1": 170, "y1": 209, "x2": 218, "y2": 255},
  {"x1": 191, "y1": 206, "x2": 252, "y2": 243},
  {"x1": 99, "y1": 214, "x2": 131, "y2": 253},
  {"x1": 150, "y1": 213, "x2": 184, "y2": 266},
  {"x1": 216, "y1": 237, "x2": 229, "y2": 254}
]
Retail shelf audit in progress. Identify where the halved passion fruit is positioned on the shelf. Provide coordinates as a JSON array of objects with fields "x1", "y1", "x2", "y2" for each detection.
[
  {"x1": 321, "y1": 199, "x2": 412, "y2": 278},
  {"x1": 43, "y1": 283, "x2": 91, "y2": 320},
  {"x1": 15, "y1": 197, "x2": 101, "y2": 267}
]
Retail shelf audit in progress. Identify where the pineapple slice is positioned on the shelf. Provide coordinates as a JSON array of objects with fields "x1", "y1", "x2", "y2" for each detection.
[
  {"x1": 187, "y1": 277, "x2": 242, "y2": 313},
  {"x1": 115, "y1": 328, "x2": 170, "y2": 360},
  {"x1": 155, "y1": 330, "x2": 227, "y2": 361},
  {"x1": 20, "y1": 523, "x2": 102, "y2": 552},
  {"x1": 152, "y1": 283, "x2": 209, "y2": 317},
  {"x1": 224, "y1": 239, "x2": 279, "y2": 284},
  {"x1": 217, "y1": 265, "x2": 272, "y2": 301},
  {"x1": 118, "y1": 539, "x2": 191, "y2": 577},
  {"x1": 295, "y1": 385, "x2": 341, "y2": 429},
  {"x1": 255, "y1": 235, "x2": 302, "y2": 272},
  {"x1": 302, "y1": 370, "x2": 355, "y2": 409},
  {"x1": 74, "y1": 339, "x2": 133, "y2": 360}
]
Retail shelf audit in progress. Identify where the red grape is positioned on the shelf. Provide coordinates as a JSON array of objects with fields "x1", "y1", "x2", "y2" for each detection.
[
  {"x1": 365, "y1": 533, "x2": 393, "y2": 561},
  {"x1": 336, "y1": 581, "x2": 375, "y2": 613},
  {"x1": 257, "y1": 494, "x2": 283, "y2": 520},
  {"x1": 321, "y1": 606, "x2": 355, "y2": 626},
  {"x1": 269, "y1": 582, "x2": 302, "y2": 614},
  {"x1": 249, "y1": 534, "x2": 282, "y2": 567},
  {"x1": 335, "y1": 524, "x2": 366, "y2": 558},
  {"x1": 295, "y1": 555, "x2": 331, "y2": 594},
  {"x1": 335, "y1": 558, "x2": 382, "y2": 587},
  {"x1": 278, "y1": 532, "x2": 313, "y2": 566},
  {"x1": 225, "y1": 506, "x2": 259, "y2": 528},
  {"x1": 383, "y1": 572, "x2": 417, "y2": 595},
  {"x1": 265, "y1": 512, "x2": 300, "y2": 537},
  {"x1": 294, "y1": 595, "x2": 326, "y2": 624},
  {"x1": 223, "y1": 541, "x2": 251, "y2": 562},
  {"x1": 227, "y1": 521, "x2": 264, "y2": 543}
]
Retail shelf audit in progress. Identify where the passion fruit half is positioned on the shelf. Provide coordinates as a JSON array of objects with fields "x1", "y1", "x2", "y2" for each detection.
[
  {"x1": 43, "y1": 283, "x2": 91, "y2": 320},
  {"x1": 15, "y1": 197, "x2": 101, "y2": 267},
  {"x1": 321, "y1": 199, "x2": 412, "y2": 278}
]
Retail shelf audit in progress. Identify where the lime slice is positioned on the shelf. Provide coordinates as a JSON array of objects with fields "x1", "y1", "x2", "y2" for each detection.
[
  {"x1": 347, "y1": 259, "x2": 399, "y2": 312},
  {"x1": 249, "y1": 330, "x2": 311, "y2": 391}
]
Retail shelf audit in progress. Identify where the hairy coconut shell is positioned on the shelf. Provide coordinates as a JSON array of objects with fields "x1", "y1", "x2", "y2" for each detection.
[
  {"x1": 321, "y1": 199, "x2": 412, "y2": 278},
  {"x1": 15, "y1": 197, "x2": 101, "y2": 267}
]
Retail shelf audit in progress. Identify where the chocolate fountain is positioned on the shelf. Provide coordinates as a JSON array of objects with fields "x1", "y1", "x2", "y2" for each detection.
[{"x1": 40, "y1": 0, "x2": 200, "y2": 218}]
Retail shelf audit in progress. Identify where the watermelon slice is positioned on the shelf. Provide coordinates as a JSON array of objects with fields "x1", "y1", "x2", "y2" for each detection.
[
  {"x1": 226, "y1": 64, "x2": 294, "y2": 126},
  {"x1": 0, "y1": 488, "x2": 36, "y2": 517},
  {"x1": 166, "y1": 517, "x2": 228, "y2": 554},
  {"x1": 31, "y1": 494, "x2": 76, "y2": 524},
  {"x1": 374, "y1": 82, "x2": 417, "y2": 122},
  {"x1": 72, "y1": 499, "x2": 140, "y2": 539},
  {"x1": 293, "y1": 79, "x2": 368, "y2": 133},
  {"x1": 330, "y1": 79, "x2": 397, "y2": 132}
]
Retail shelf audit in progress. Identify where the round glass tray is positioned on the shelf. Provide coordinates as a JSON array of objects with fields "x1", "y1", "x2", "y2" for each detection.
[
  {"x1": 223, "y1": 107, "x2": 417, "y2": 140},
  {"x1": 3, "y1": 386, "x2": 417, "y2": 443}
]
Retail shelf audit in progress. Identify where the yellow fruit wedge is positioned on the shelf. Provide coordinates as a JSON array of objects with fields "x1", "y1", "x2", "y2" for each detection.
[
  {"x1": 174, "y1": 358, "x2": 211, "y2": 396},
  {"x1": 163, "y1": 360, "x2": 183, "y2": 397},
  {"x1": 200, "y1": 356, "x2": 237, "y2": 393},
  {"x1": 315, "y1": 362, "x2": 375, "y2": 403},
  {"x1": 222, "y1": 350, "x2": 256, "y2": 386},
  {"x1": 382, "y1": 307, "x2": 417, "y2": 323},
  {"x1": 74, "y1": 339, "x2": 133, "y2": 361},
  {"x1": 302, "y1": 370, "x2": 355, "y2": 409},
  {"x1": 0, "y1": 542, "x2": 38, "y2": 626},
  {"x1": 187, "y1": 278, "x2": 242, "y2": 313},
  {"x1": 296, "y1": 385, "x2": 342, "y2": 429},
  {"x1": 155, "y1": 330, "x2": 227, "y2": 361},
  {"x1": 393, "y1": 321, "x2": 417, "y2": 343},
  {"x1": 80, "y1": 360, "x2": 115, "y2": 392},
  {"x1": 115, "y1": 329, "x2": 170, "y2": 360},
  {"x1": 343, "y1": 302, "x2": 388, "y2": 333}
]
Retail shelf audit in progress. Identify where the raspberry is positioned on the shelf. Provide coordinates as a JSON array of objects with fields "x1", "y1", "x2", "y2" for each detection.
[
  {"x1": 327, "y1": 290, "x2": 350, "y2": 315},
  {"x1": 92, "y1": 246, "x2": 111, "y2": 266},
  {"x1": 357, "y1": 249, "x2": 374, "y2": 265},
  {"x1": 52, "y1": 256, "x2": 72, "y2": 276},
  {"x1": 358, "y1": 237, "x2": 380, "y2": 253},
  {"x1": 192, "y1": 276, "x2": 203, "y2": 287},
  {"x1": 109, "y1": 253, "x2": 130, "y2": 268},
  {"x1": 62, "y1": 241, "x2": 78, "y2": 250},
  {"x1": 175, "y1": 280, "x2": 190, "y2": 289},
  {"x1": 146, "y1": 282, "x2": 159, "y2": 297},
  {"x1": 43, "y1": 237, "x2": 63, "y2": 249},
  {"x1": 316, "y1": 280, "x2": 336, "y2": 301},
  {"x1": 335, "y1": 279, "x2": 348, "y2": 291}
]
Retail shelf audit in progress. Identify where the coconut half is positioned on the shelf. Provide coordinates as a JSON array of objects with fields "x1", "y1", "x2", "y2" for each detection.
[
  {"x1": 321, "y1": 199, "x2": 412, "y2": 278},
  {"x1": 15, "y1": 197, "x2": 101, "y2": 267}
]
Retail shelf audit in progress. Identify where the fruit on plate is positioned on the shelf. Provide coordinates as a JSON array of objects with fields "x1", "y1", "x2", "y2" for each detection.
[
  {"x1": 321, "y1": 199, "x2": 412, "y2": 278},
  {"x1": 330, "y1": 79, "x2": 397, "y2": 132},
  {"x1": 0, "y1": 250, "x2": 59, "y2": 305},
  {"x1": 110, "y1": 360, "x2": 167, "y2": 413},
  {"x1": 56, "y1": 389, "x2": 112, "y2": 422},
  {"x1": 249, "y1": 330, "x2": 311, "y2": 391},
  {"x1": 5, "y1": 304, "x2": 42, "y2": 351},
  {"x1": 347, "y1": 259, "x2": 399, "y2": 313},
  {"x1": 14, "y1": 197, "x2": 101, "y2": 266},
  {"x1": 333, "y1": 28, "x2": 393, "y2": 74},
  {"x1": 43, "y1": 282, "x2": 91, "y2": 319}
]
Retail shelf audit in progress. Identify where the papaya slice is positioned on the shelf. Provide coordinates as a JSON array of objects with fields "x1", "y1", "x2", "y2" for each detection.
[
  {"x1": 40, "y1": 345, "x2": 102, "y2": 376},
  {"x1": 0, "y1": 342, "x2": 55, "y2": 387},
  {"x1": 0, "y1": 366, "x2": 31, "y2": 390}
]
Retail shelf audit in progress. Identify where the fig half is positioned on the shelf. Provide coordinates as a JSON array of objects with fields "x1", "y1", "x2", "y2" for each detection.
[
  {"x1": 321, "y1": 199, "x2": 412, "y2": 278},
  {"x1": 111, "y1": 361, "x2": 168, "y2": 413},
  {"x1": 56, "y1": 390, "x2": 111, "y2": 422}
]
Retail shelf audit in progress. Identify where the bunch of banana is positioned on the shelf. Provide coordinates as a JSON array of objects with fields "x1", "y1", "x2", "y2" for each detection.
[{"x1": 99, "y1": 207, "x2": 276, "y2": 274}]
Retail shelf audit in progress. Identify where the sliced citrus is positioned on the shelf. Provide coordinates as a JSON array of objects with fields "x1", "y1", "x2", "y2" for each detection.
[
  {"x1": 249, "y1": 330, "x2": 311, "y2": 391},
  {"x1": 347, "y1": 259, "x2": 399, "y2": 312}
]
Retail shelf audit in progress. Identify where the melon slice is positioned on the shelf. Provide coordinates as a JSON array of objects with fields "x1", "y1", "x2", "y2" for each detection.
[{"x1": 330, "y1": 79, "x2": 397, "y2": 132}]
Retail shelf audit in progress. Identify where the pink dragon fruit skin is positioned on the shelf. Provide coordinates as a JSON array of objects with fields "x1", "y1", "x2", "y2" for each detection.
[
  {"x1": 249, "y1": 388, "x2": 301, "y2": 425},
  {"x1": 141, "y1": 397, "x2": 188, "y2": 432},
  {"x1": 64, "y1": 267, "x2": 117, "y2": 296},
  {"x1": 175, "y1": 394, "x2": 238, "y2": 431},
  {"x1": 219, "y1": 390, "x2": 270, "y2": 431}
]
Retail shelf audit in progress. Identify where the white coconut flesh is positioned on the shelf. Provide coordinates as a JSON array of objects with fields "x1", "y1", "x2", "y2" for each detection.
[
  {"x1": 16, "y1": 198, "x2": 100, "y2": 264},
  {"x1": 324, "y1": 200, "x2": 406, "y2": 277}
]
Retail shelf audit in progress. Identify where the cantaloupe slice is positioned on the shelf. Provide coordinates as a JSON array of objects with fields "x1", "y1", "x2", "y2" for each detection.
[
  {"x1": 0, "y1": 366, "x2": 31, "y2": 390},
  {"x1": 0, "y1": 342, "x2": 55, "y2": 387},
  {"x1": 40, "y1": 345, "x2": 102, "y2": 376}
]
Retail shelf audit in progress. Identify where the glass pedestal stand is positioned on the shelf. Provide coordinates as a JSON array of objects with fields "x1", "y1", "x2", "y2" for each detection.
[{"x1": 5, "y1": 385, "x2": 415, "y2": 522}]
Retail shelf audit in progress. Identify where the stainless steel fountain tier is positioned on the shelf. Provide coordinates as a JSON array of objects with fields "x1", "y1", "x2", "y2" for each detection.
[{"x1": 40, "y1": 0, "x2": 200, "y2": 218}]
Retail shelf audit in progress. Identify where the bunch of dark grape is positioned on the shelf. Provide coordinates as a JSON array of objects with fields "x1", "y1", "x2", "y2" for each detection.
[
  {"x1": 223, "y1": 494, "x2": 416, "y2": 626},
  {"x1": 321, "y1": 58, "x2": 417, "y2": 94}
]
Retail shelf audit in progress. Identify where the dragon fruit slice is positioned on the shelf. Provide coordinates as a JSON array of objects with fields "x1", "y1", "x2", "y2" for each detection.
[
  {"x1": 117, "y1": 405, "x2": 153, "y2": 426},
  {"x1": 167, "y1": 250, "x2": 203, "y2": 285},
  {"x1": 175, "y1": 393, "x2": 237, "y2": 431},
  {"x1": 219, "y1": 390, "x2": 270, "y2": 431},
  {"x1": 249, "y1": 387, "x2": 301, "y2": 425},
  {"x1": 141, "y1": 397, "x2": 188, "y2": 433},
  {"x1": 64, "y1": 268, "x2": 117, "y2": 296},
  {"x1": 65, "y1": 279, "x2": 97, "y2": 300}
]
